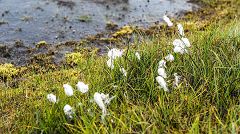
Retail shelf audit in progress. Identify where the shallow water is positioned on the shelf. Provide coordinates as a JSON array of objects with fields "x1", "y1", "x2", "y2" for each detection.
[{"x1": 0, "y1": 0, "x2": 196, "y2": 45}]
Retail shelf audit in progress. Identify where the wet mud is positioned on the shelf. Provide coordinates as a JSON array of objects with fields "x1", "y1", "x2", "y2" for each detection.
[{"x1": 0, "y1": 0, "x2": 197, "y2": 65}]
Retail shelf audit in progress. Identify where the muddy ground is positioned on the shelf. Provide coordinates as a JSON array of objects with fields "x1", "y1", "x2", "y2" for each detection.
[{"x1": 0, "y1": 0, "x2": 197, "y2": 66}]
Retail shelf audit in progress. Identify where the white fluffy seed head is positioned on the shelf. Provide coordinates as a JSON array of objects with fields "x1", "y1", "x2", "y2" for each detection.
[
  {"x1": 165, "y1": 54, "x2": 174, "y2": 62},
  {"x1": 177, "y1": 23, "x2": 185, "y2": 36},
  {"x1": 163, "y1": 15, "x2": 173, "y2": 27},
  {"x1": 158, "y1": 60, "x2": 167, "y2": 68},
  {"x1": 173, "y1": 46, "x2": 188, "y2": 54},
  {"x1": 107, "y1": 48, "x2": 123, "y2": 60},
  {"x1": 94, "y1": 92, "x2": 106, "y2": 112},
  {"x1": 47, "y1": 93, "x2": 57, "y2": 103},
  {"x1": 107, "y1": 58, "x2": 114, "y2": 69},
  {"x1": 100, "y1": 93, "x2": 115, "y2": 105},
  {"x1": 156, "y1": 76, "x2": 169, "y2": 92},
  {"x1": 63, "y1": 84, "x2": 74, "y2": 96},
  {"x1": 76, "y1": 82, "x2": 89, "y2": 93},
  {"x1": 94, "y1": 92, "x2": 107, "y2": 120},
  {"x1": 63, "y1": 104, "x2": 74, "y2": 119},
  {"x1": 158, "y1": 68, "x2": 167, "y2": 78},
  {"x1": 173, "y1": 38, "x2": 190, "y2": 48},
  {"x1": 173, "y1": 39, "x2": 184, "y2": 48},
  {"x1": 94, "y1": 92, "x2": 115, "y2": 120},
  {"x1": 181, "y1": 38, "x2": 191, "y2": 47},
  {"x1": 173, "y1": 39, "x2": 189, "y2": 54}
]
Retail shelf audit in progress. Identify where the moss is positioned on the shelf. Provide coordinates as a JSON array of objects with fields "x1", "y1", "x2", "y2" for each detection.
[
  {"x1": 0, "y1": 64, "x2": 27, "y2": 87},
  {"x1": 113, "y1": 26, "x2": 134, "y2": 37},
  {"x1": 65, "y1": 52, "x2": 85, "y2": 65},
  {"x1": 0, "y1": 63, "x2": 20, "y2": 79},
  {"x1": 0, "y1": 63, "x2": 19, "y2": 77},
  {"x1": 65, "y1": 47, "x2": 99, "y2": 66},
  {"x1": 36, "y1": 41, "x2": 48, "y2": 48},
  {"x1": 28, "y1": 54, "x2": 57, "y2": 72}
]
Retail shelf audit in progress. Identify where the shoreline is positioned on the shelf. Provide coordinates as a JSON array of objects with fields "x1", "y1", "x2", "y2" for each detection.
[{"x1": 0, "y1": 0, "x2": 200, "y2": 66}]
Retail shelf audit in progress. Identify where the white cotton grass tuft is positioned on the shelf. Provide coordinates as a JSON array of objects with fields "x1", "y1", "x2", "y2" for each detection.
[
  {"x1": 156, "y1": 76, "x2": 169, "y2": 92},
  {"x1": 94, "y1": 92, "x2": 107, "y2": 120},
  {"x1": 47, "y1": 93, "x2": 57, "y2": 103},
  {"x1": 165, "y1": 54, "x2": 174, "y2": 62},
  {"x1": 181, "y1": 38, "x2": 191, "y2": 47},
  {"x1": 63, "y1": 104, "x2": 74, "y2": 119},
  {"x1": 173, "y1": 38, "x2": 191, "y2": 48},
  {"x1": 173, "y1": 39, "x2": 184, "y2": 47},
  {"x1": 173, "y1": 73, "x2": 181, "y2": 88},
  {"x1": 94, "y1": 92, "x2": 115, "y2": 120},
  {"x1": 173, "y1": 45, "x2": 187, "y2": 54},
  {"x1": 158, "y1": 60, "x2": 167, "y2": 68},
  {"x1": 107, "y1": 48, "x2": 123, "y2": 60},
  {"x1": 100, "y1": 93, "x2": 116, "y2": 105},
  {"x1": 173, "y1": 38, "x2": 191, "y2": 54},
  {"x1": 177, "y1": 23, "x2": 185, "y2": 36},
  {"x1": 63, "y1": 84, "x2": 74, "y2": 96},
  {"x1": 158, "y1": 68, "x2": 167, "y2": 78},
  {"x1": 120, "y1": 67, "x2": 127, "y2": 77},
  {"x1": 107, "y1": 58, "x2": 114, "y2": 69},
  {"x1": 135, "y1": 52, "x2": 141, "y2": 60},
  {"x1": 76, "y1": 81, "x2": 89, "y2": 93},
  {"x1": 163, "y1": 15, "x2": 173, "y2": 27},
  {"x1": 107, "y1": 48, "x2": 123, "y2": 69}
]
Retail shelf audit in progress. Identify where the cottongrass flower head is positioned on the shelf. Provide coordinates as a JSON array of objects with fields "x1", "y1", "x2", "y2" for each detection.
[
  {"x1": 47, "y1": 93, "x2": 57, "y2": 103},
  {"x1": 173, "y1": 38, "x2": 191, "y2": 54},
  {"x1": 107, "y1": 58, "x2": 114, "y2": 69},
  {"x1": 63, "y1": 84, "x2": 74, "y2": 96},
  {"x1": 120, "y1": 67, "x2": 127, "y2": 77},
  {"x1": 158, "y1": 67, "x2": 167, "y2": 78},
  {"x1": 63, "y1": 104, "x2": 74, "y2": 119},
  {"x1": 108, "y1": 48, "x2": 123, "y2": 60},
  {"x1": 173, "y1": 45, "x2": 187, "y2": 54},
  {"x1": 135, "y1": 52, "x2": 141, "y2": 60},
  {"x1": 158, "y1": 60, "x2": 167, "y2": 68},
  {"x1": 76, "y1": 81, "x2": 89, "y2": 93},
  {"x1": 100, "y1": 93, "x2": 116, "y2": 105},
  {"x1": 156, "y1": 76, "x2": 169, "y2": 92},
  {"x1": 181, "y1": 38, "x2": 191, "y2": 47},
  {"x1": 163, "y1": 15, "x2": 173, "y2": 27},
  {"x1": 94, "y1": 92, "x2": 115, "y2": 120},
  {"x1": 177, "y1": 23, "x2": 185, "y2": 36},
  {"x1": 94, "y1": 92, "x2": 107, "y2": 120},
  {"x1": 165, "y1": 54, "x2": 174, "y2": 62},
  {"x1": 173, "y1": 38, "x2": 191, "y2": 48}
]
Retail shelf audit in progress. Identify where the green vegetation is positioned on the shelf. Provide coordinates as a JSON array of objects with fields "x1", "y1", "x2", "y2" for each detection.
[{"x1": 0, "y1": 0, "x2": 239, "y2": 133}]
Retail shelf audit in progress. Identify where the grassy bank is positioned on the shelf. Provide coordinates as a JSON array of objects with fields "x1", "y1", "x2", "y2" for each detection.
[{"x1": 0, "y1": 0, "x2": 240, "y2": 133}]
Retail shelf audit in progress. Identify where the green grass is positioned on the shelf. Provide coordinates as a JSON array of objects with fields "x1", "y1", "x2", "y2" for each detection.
[{"x1": 1, "y1": 1, "x2": 240, "y2": 133}]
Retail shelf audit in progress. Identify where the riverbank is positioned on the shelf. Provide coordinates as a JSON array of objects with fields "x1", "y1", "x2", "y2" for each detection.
[{"x1": 0, "y1": 0, "x2": 239, "y2": 133}]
